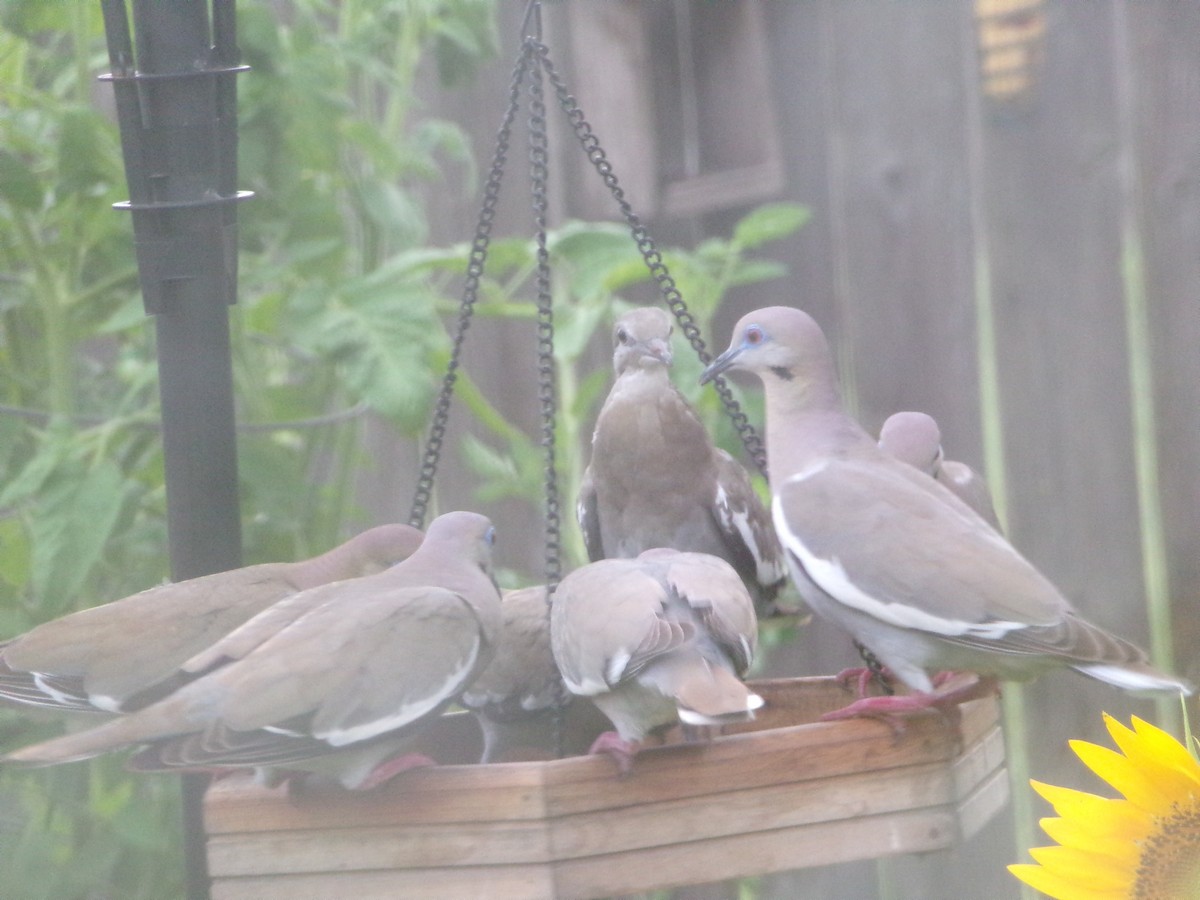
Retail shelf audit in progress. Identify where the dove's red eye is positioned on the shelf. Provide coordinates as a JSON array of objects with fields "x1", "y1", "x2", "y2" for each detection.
[{"x1": 745, "y1": 325, "x2": 764, "y2": 345}]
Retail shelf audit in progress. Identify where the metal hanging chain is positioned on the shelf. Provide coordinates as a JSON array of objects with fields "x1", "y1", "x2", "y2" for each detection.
[
  {"x1": 532, "y1": 42, "x2": 768, "y2": 475},
  {"x1": 527, "y1": 48, "x2": 563, "y2": 592},
  {"x1": 522, "y1": 4, "x2": 571, "y2": 756},
  {"x1": 407, "y1": 43, "x2": 533, "y2": 529},
  {"x1": 854, "y1": 641, "x2": 896, "y2": 696}
]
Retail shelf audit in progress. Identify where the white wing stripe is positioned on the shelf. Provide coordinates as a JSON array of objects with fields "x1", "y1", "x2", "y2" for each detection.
[
  {"x1": 715, "y1": 485, "x2": 786, "y2": 584},
  {"x1": 772, "y1": 498, "x2": 1025, "y2": 640},
  {"x1": 318, "y1": 637, "x2": 481, "y2": 747}
]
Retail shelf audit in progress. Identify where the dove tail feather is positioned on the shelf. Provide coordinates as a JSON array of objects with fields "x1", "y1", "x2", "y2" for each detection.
[
  {"x1": 671, "y1": 660, "x2": 763, "y2": 725},
  {"x1": 3, "y1": 707, "x2": 179, "y2": 765},
  {"x1": 1072, "y1": 663, "x2": 1193, "y2": 697}
]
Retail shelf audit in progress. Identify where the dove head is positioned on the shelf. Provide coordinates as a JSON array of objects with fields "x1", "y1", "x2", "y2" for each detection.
[
  {"x1": 879, "y1": 411, "x2": 945, "y2": 477},
  {"x1": 612, "y1": 307, "x2": 674, "y2": 375},
  {"x1": 701, "y1": 306, "x2": 841, "y2": 412},
  {"x1": 421, "y1": 511, "x2": 498, "y2": 584}
]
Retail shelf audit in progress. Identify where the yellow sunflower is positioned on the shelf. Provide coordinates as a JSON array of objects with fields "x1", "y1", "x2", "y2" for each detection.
[{"x1": 1009, "y1": 713, "x2": 1200, "y2": 899}]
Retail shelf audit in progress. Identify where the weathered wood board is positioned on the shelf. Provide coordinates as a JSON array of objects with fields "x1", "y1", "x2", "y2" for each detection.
[{"x1": 205, "y1": 677, "x2": 1006, "y2": 899}]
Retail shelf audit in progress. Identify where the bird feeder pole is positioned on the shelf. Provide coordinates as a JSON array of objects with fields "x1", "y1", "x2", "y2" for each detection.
[{"x1": 99, "y1": 1, "x2": 251, "y2": 897}]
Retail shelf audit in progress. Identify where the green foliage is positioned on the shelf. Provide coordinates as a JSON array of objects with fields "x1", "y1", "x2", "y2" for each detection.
[
  {"x1": 0, "y1": 1, "x2": 496, "y2": 896},
  {"x1": 0, "y1": 0, "x2": 806, "y2": 892}
]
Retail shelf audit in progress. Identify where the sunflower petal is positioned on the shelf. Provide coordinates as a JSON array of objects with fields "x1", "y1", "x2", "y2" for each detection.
[
  {"x1": 1107, "y1": 714, "x2": 1200, "y2": 796},
  {"x1": 1070, "y1": 738, "x2": 1177, "y2": 814},
  {"x1": 1008, "y1": 862, "x2": 1127, "y2": 900},
  {"x1": 1028, "y1": 844, "x2": 1134, "y2": 888},
  {"x1": 1031, "y1": 780, "x2": 1151, "y2": 839},
  {"x1": 1039, "y1": 816, "x2": 1140, "y2": 866}
]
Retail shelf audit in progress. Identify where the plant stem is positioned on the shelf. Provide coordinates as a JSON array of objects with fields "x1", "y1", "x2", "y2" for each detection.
[
  {"x1": 71, "y1": 2, "x2": 91, "y2": 107},
  {"x1": 13, "y1": 213, "x2": 73, "y2": 416},
  {"x1": 1111, "y1": 3, "x2": 1179, "y2": 734},
  {"x1": 975, "y1": 235, "x2": 1035, "y2": 892},
  {"x1": 556, "y1": 344, "x2": 586, "y2": 569}
]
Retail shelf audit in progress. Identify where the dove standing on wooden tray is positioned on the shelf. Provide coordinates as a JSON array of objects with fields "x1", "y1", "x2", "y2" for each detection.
[
  {"x1": 577, "y1": 306, "x2": 789, "y2": 617},
  {"x1": 0, "y1": 524, "x2": 423, "y2": 715},
  {"x1": 3, "y1": 512, "x2": 502, "y2": 791},
  {"x1": 700, "y1": 306, "x2": 1191, "y2": 721},
  {"x1": 460, "y1": 585, "x2": 609, "y2": 763},
  {"x1": 879, "y1": 410, "x2": 1001, "y2": 531},
  {"x1": 551, "y1": 548, "x2": 762, "y2": 774}
]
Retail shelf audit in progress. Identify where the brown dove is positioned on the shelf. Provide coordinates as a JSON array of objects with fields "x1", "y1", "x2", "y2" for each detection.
[
  {"x1": 577, "y1": 306, "x2": 789, "y2": 617},
  {"x1": 0, "y1": 524, "x2": 423, "y2": 714},
  {"x1": 3, "y1": 512, "x2": 502, "y2": 790},
  {"x1": 879, "y1": 410, "x2": 1001, "y2": 530},
  {"x1": 551, "y1": 548, "x2": 762, "y2": 773},
  {"x1": 460, "y1": 585, "x2": 608, "y2": 763}
]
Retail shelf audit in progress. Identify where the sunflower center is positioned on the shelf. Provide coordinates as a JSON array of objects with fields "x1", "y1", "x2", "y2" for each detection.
[{"x1": 1133, "y1": 799, "x2": 1200, "y2": 900}]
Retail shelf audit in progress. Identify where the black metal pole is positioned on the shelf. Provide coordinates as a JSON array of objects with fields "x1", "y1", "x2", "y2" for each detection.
[{"x1": 99, "y1": 2, "x2": 250, "y2": 898}]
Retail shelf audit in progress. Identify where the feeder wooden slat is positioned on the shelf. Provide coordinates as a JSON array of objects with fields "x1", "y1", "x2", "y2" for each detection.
[
  {"x1": 205, "y1": 677, "x2": 1008, "y2": 898},
  {"x1": 210, "y1": 866, "x2": 557, "y2": 900}
]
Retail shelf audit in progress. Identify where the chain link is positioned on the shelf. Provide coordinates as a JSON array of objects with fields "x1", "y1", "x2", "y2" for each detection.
[
  {"x1": 854, "y1": 641, "x2": 896, "y2": 696},
  {"x1": 533, "y1": 42, "x2": 768, "y2": 475},
  {"x1": 407, "y1": 45, "x2": 532, "y2": 529}
]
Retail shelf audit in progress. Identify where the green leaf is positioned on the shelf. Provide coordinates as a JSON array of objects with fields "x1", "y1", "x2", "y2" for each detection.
[
  {"x1": 30, "y1": 459, "x2": 128, "y2": 615},
  {"x1": 555, "y1": 296, "x2": 612, "y2": 362},
  {"x1": 572, "y1": 367, "x2": 611, "y2": 421},
  {"x1": 460, "y1": 433, "x2": 520, "y2": 483},
  {"x1": 358, "y1": 181, "x2": 427, "y2": 247},
  {"x1": 0, "y1": 518, "x2": 31, "y2": 594},
  {"x1": 413, "y1": 119, "x2": 474, "y2": 169},
  {"x1": 0, "y1": 150, "x2": 42, "y2": 210},
  {"x1": 432, "y1": 2, "x2": 498, "y2": 86},
  {"x1": 57, "y1": 108, "x2": 114, "y2": 195},
  {"x1": 291, "y1": 276, "x2": 446, "y2": 428},
  {"x1": 96, "y1": 292, "x2": 148, "y2": 335},
  {"x1": 459, "y1": 433, "x2": 541, "y2": 503},
  {"x1": 727, "y1": 259, "x2": 789, "y2": 287},
  {"x1": 0, "y1": 0, "x2": 78, "y2": 37},
  {"x1": 732, "y1": 202, "x2": 811, "y2": 249},
  {"x1": 0, "y1": 433, "x2": 71, "y2": 508},
  {"x1": 550, "y1": 222, "x2": 642, "y2": 299}
]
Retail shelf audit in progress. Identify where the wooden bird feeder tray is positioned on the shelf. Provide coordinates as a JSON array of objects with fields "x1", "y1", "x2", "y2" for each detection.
[{"x1": 203, "y1": 676, "x2": 1007, "y2": 899}]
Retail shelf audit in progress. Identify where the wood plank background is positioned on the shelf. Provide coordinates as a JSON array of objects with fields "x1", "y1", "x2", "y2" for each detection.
[{"x1": 361, "y1": 2, "x2": 1200, "y2": 897}]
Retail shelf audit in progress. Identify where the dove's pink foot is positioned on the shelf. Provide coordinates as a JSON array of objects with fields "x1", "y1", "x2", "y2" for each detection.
[
  {"x1": 821, "y1": 675, "x2": 998, "y2": 732},
  {"x1": 834, "y1": 665, "x2": 896, "y2": 698},
  {"x1": 587, "y1": 731, "x2": 640, "y2": 776},
  {"x1": 353, "y1": 753, "x2": 438, "y2": 791}
]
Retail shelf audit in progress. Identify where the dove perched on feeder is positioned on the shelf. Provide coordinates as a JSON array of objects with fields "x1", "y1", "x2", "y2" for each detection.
[
  {"x1": 701, "y1": 306, "x2": 1191, "y2": 720},
  {"x1": 460, "y1": 585, "x2": 609, "y2": 763},
  {"x1": 577, "y1": 306, "x2": 789, "y2": 617},
  {"x1": 879, "y1": 410, "x2": 1001, "y2": 531},
  {"x1": 551, "y1": 549, "x2": 762, "y2": 773},
  {"x1": 0, "y1": 524, "x2": 424, "y2": 715},
  {"x1": 3, "y1": 512, "x2": 503, "y2": 791}
]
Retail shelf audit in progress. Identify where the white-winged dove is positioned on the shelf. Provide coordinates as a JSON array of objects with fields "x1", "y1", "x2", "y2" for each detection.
[
  {"x1": 551, "y1": 548, "x2": 762, "y2": 772},
  {"x1": 578, "y1": 306, "x2": 790, "y2": 617},
  {"x1": 460, "y1": 585, "x2": 608, "y2": 763},
  {"x1": 879, "y1": 410, "x2": 1001, "y2": 530},
  {"x1": 701, "y1": 306, "x2": 1191, "y2": 718},
  {"x1": 3, "y1": 512, "x2": 502, "y2": 790},
  {"x1": 0, "y1": 524, "x2": 423, "y2": 715}
]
